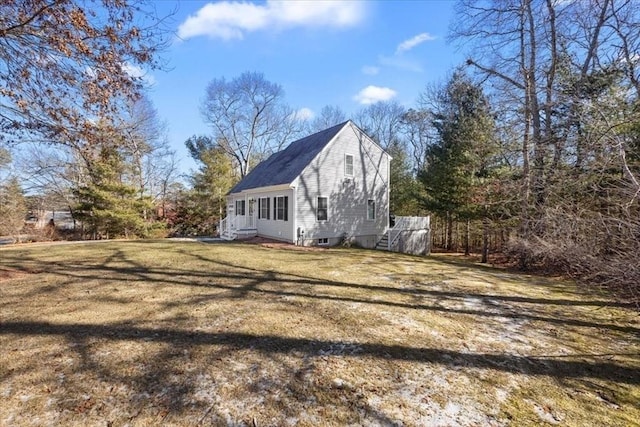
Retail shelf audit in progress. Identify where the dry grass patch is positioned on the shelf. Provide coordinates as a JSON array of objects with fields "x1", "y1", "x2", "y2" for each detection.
[{"x1": 0, "y1": 240, "x2": 638, "y2": 426}]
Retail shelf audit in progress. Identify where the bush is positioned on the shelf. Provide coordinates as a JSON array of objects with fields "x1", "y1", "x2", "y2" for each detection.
[{"x1": 505, "y1": 206, "x2": 639, "y2": 306}]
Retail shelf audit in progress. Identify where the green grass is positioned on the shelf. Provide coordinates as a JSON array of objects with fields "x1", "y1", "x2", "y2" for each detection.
[{"x1": 1, "y1": 240, "x2": 638, "y2": 426}]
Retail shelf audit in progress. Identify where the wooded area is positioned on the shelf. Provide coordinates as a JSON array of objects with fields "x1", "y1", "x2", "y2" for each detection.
[{"x1": 0, "y1": 0, "x2": 638, "y2": 302}]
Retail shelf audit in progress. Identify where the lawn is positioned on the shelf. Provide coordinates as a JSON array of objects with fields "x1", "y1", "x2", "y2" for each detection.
[{"x1": 0, "y1": 240, "x2": 638, "y2": 426}]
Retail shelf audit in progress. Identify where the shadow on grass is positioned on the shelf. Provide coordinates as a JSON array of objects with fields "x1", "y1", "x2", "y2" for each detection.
[
  {"x1": 1, "y1": 241, "x2": 640, "y2": 422},
  {"x1": 1, "y1": 247, "x2": 638, "y2": 338},
  {"x1": 2, "y1": 320, "x2": 639, "y2": 385}
]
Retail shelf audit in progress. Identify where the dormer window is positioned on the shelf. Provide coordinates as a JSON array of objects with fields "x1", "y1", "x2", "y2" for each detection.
[{"x1": 345, "y1": 154, "x2": 354, "y2": 176}]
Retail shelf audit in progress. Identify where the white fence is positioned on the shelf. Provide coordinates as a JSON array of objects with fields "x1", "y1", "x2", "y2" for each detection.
[{"x1": 389, "y1": 216, "x2": 431, "y2": 255}]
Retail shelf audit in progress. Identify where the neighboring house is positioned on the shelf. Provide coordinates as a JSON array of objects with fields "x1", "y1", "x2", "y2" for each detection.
[{"x1": 220, "y1": 120, "x2": 391, "y2": 248}]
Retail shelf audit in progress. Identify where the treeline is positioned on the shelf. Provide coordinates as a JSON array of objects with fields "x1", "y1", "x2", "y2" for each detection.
[
  {"x1": 0, "y1": 1, "x2": 638, "y2": 301},
  {"x1": 450, "y1": 0, "x2": 640, "y2": 301},
  {"x1": 398, "y1": 0, "x2": 638, "y2": 301},
  {"x1": 416, "y1": 0, "x2": 639, "y2": 301}
]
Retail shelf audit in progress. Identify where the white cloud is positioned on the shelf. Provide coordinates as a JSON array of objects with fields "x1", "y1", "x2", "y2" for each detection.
[
  {"x1": 178, "y1": 0, "x2": 366, "y2": 40},
  {"x1": 122, "y1": 63, "x2": 156, "y2": 86},
  {"x1": 395, "y1": 32, "x2": 436, "y2": 54},
  {"x1": 361, "y1": 65, "x2": 379, "y2": 75},
  {"x1": 353, "y1": 85, "x2": 397, "y2": 105},
  {"x1": 359, "y1": 32, "x2": 433, "y2": 76},
  {"x1": 295, "y1": 107, "x2": 314, "y2": 120}
]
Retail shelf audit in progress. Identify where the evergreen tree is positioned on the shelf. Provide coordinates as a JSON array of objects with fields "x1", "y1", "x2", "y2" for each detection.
[
  {"x1": 74, "y1": 145, "x2": 152, "y2": 239},
  {"x1": 419, "y1": 70, "x2": 498, "y2": 252},
  {"x1": 387, "y1": 141, "x2": 421, "y2": 216},
  {"x1": 0, "y1": 177, "x2": 27, "y2": 242},
  {"x1": 172, "y1": 136, "x2": 237, "y2": 235}
]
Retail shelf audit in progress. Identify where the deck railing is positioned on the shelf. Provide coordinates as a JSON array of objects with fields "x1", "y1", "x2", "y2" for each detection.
[
  {"x1": 219, "y1": 216, "x2": 237, "y2": 240},
  {"x1": 388, "y1": 216, "x2": 430, "y2": 251},
  {"x1": 220, "y1": 214, "x2": 260, "y2": 240}
]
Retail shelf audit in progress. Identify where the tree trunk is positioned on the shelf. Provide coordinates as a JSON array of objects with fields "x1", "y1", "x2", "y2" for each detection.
[
  {"x1": 482, "y1": 217, "x2": 489, "y2": 263},
  {"x1": 464, "y1": 219, "x2": 470, "y2": 256},
  {"x1": 446, "y1": 212, "x2": 453, "y2": 251}
]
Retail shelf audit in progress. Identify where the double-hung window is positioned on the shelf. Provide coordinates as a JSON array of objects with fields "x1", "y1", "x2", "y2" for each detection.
[
  {"x1": 273, "y1": 196, "x2": 288, "y2": 221},
  {"x1": 345, "y1": 154, "x2": 354, "y2": 176},
  {"x1": 367, "y1": 199, "x2": 376, "y2": 220},
  {"x1": 258, "y1": 197, "x2": 270, "y2": 219},
  {"x1": 235, "y1": 200, "x2": 245, "y2": 216},
  {"x1": 317, "y1": 197, "x2": 328, "y2": 221}
]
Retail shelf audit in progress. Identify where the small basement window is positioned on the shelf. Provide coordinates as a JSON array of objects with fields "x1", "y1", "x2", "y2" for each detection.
[{"x1": 318, "y1": 238, "x2": 329, "y2": 245}]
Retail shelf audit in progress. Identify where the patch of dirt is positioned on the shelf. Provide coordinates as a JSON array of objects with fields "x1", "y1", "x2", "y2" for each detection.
[{"x1": 0, "y1": 268, "x2": 30, "y2": 282}]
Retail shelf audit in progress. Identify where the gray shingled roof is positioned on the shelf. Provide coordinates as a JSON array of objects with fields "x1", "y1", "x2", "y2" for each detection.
[{"x1": 228, "y1": 121, "x2": 350, "y2": 194}]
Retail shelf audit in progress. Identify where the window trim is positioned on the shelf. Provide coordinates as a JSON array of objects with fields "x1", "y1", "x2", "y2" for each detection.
[
  {"x1": 274, "y1": 195, "x2": 288, "y2": 221},
  {"x1": 316, "y1": 196, "x2": 328, "y2": 222},
  {"x1": 258, "y1": 197, "x2": 270, "y2": 220},
  {"x1": 345, "y1": 154, "x2": 354, "y2": 177},
  {"x1": 367, "y1": 199, "x2": 376, "y2": 221},
  {"x1": 235, "y1": 200, "x2": 246, "y2": 216},
  {"x1": 318, "y1": 237, "x2": 329, "y2": 245}
]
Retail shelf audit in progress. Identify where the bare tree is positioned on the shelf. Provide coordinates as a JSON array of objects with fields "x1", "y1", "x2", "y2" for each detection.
[
  {"x1": 452, "y1": 0, "x2": 640, "y2": 299},
  {"x1": 309, "y1": 105, "x2": 347, "y2": 133},
  {"x1": 401, "y1": 108, "x2": 435, "y2": 173},
  {"x1": 0, "y1": 1, "x2": 171, "y2": 147},
  {"x1": 18, "y1": 144, "x2": 83, "y2": 227},
  {"x1": 354, "y1": 101, "x2": 406, "y2": 149},
  {"x1": 201, "y1": 71, "x2": 304, "y2": 177},
  {"x1": 19, "y1": 95, "x2": 179, "y2": 234},
  {"x1": 608, "y1": 0, "x2": 640, "y2": 96},
  {"x1": 119, "y1": 95, "x2": 171, "y2": 200}
]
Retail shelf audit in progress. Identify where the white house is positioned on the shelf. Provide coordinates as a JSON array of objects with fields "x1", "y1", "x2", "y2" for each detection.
[{"x1": 219, "y1": 120, "x2": 391, "y2": 248}]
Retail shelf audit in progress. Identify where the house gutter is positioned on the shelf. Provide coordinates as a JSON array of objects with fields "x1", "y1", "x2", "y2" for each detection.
[{"x1": 229, "y1": 183, "x2": 293, "y2": 197}]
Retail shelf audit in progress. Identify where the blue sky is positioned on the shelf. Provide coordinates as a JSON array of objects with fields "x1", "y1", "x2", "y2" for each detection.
[{"x1": 149, "y1": 0, "x2": 463, "y2": 174}]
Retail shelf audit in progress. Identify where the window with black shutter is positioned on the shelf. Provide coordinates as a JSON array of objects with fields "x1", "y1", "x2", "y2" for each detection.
[
  {"x1": 275, "y1": 196, "x2": 288, "y2": 221},
  {"x1": 259, "y1": 197, "x2": 270, "y2": 219}
]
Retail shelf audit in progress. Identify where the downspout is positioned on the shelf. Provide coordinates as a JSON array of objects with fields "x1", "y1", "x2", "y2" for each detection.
[
  {"x1": 386, "y1": 153, "x2": 391, "y2": 232},
  {"x1": 292, "y1": 184, "x2": 298, "y2": 245}
]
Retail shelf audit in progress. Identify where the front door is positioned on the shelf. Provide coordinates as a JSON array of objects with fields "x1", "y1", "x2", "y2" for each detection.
[
  {"x1": 247, "y1": 198, "x2": 256, "y2": 228},
  {"x1": 227, "y1": 202, "x2": 236, "y2": 231}
]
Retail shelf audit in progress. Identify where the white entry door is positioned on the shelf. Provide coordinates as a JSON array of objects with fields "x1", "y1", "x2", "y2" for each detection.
[
  {"x1": 247, "y1": 198, "x2": 256, "y2": 228},
  {"x1": 228, "y1": 203, "x2": 236, "y2": 230}
]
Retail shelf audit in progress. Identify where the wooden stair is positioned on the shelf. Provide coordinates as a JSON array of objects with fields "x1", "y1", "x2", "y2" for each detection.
[{"x1": 375, "y1": 232, "x2": 389, "y2": 251}]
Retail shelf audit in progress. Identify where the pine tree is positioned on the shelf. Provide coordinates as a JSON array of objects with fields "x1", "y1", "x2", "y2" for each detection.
[
  {"x1": 172, "y1": 136, "x2": 237, "y2": 235},
  {"x1": 74, "y1": 145, "x2": 152, "y2": 239},
  {"x1": 388, "y1": 141, "x2": 422, "y2": 216},
  {"x1": 0, "y1": 178, "x2": 27, "y2": 242},
  {"x1": 419, "y1": 70, "x2": 498, "y2": 252}
]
